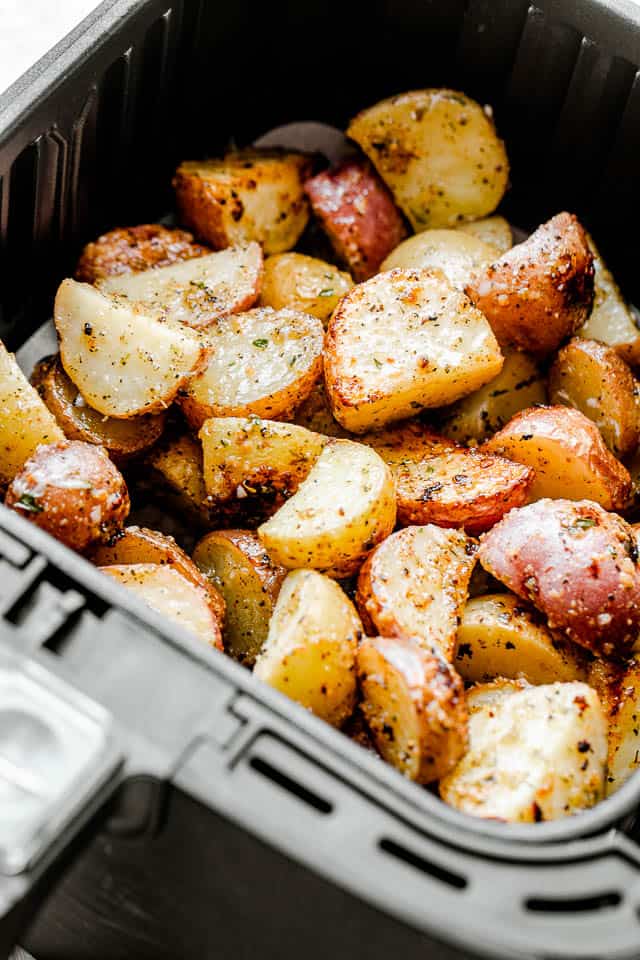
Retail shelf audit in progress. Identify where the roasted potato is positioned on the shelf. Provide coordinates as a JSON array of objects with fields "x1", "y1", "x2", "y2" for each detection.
[
  {"x1": 304, "y1": 159, "x2": 407, "y2": 280},
  {"x1": 357, "y1": 635, "x2": 468, "y2": 782},
  {"x1": 478, "y1": 498, "x2": 640, "y2": 658},
  {"x1": 593, "y1": 658, "x2": 640, "y2": 795},
  {"x1": 75, "y1": 224, "x2": 209, "y2": 284},
  {"x1": 260, "y1": 252, "x2": 352, "y2": 325},
  {"x1": 455, "y1": 593, "x2": 586, "y2": 684},
  {"x1": 6, "y1": 440, "x2": 129, "y2": 552},
  {"x1": 258, "y1": 439, "x2": 396, "y2": 578},
  {"x1": 364, "y1": 422, "x2": 533, "y2": 533},
  {"x1": 483, "y1": 405, "x2": 631, "y2": 510},
  {"x1": 465, "y1": 677, "x2": 529, "y2": 713},
  {"x1": 381, "y1": 229, "x2": 499, "y2": 290},
  {"x1": 174, "y1": 149, "x2": 313, "y2": 253},
  {"x1": 293, "y1": 380, "x2": 352, "y2": 438},
  {"x1": 144, "y1": 433, "x2": 216, "y2": 527},
  {"x1": 578, "y1": 232, "x2": 640, "y2": 366},
  {"x1": 55, "y1": 279, "x2": 208, "y2": 418},
  {"x1": 178, "y1": 307, "x2": 324, "y2": 430},
  {"x1": 324, "y1": 268, "x2": 503, "y2": 433},
  {"x1": 440, "y1": 681, "x2": 607, "y2": 822},
  {"x1": 254, "y1": 569, "x2": 362, "y2": 725},
  {"x1": 356, "y1": 524, "x2": 476, "y2": 661},
  {"x1": 466, "y1": 213, "x2": 595, "y2": 356},
  {"x1": 348, "y1": 89, "x2": 508, "y2": 230},
  {"x1": 193, "y1": 529, "x2": 286, "y2": 665},
  {"x1": 548, "y1": 337, "x2": 640, "y2": 458},
  {"x1": 455, "y1": 216, "x2": 512, "y2": 254}
]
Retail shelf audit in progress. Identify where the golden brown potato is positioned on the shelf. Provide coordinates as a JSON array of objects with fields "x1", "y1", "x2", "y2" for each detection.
[
  {"x1": 465, "y1": 677, "x2": 529, "y2": 713},
  {"x1": 193, "y1": 529, "x2": 286, "y2": 665},
  {"x1": 144, "y1": 433, "x2": 217, "y2": 527},
  {"x1": 455, "y1": 216, "x2": 512, "y2": 254},
  {"x1": 293, "y1": 380, "x2": 352, "y2": 438},
  {"x1": 548, "y1": 338, "x2": 640, "y2": 459},
  {"x1": 356, "y1": 525, "x2": 476, "y2": 661},
  {"x1": 591, "y1": 658, "x2": 640, "y2": 795},
  {"x1": 363, "y1": 422, "x2": 533, "y2": 534},
  {"x1": 357, "y1": 635, "x2": 468, "y2": 782},
  {"x1": 466, "y1": 213, "x2": 595, "y2": 356},
  {"x1": 380, "y1": 229, "x2": 499, "y2": 290},
  {"x1": 75, "y1": 224, "x2": 209, "y2": 284},
  {"x1": 174, "y1": 150, "x2": 313, "y2": 254},
  {"x1": 483, "y1": 405, "x2": 631, "y2": 510},
  {"x1": 348, "y1": 89, "x2": 509, "y2": 230},
  {"x1": 478, "y1": 498, "x2": 640, "y2": 658},
  {"x1": 260, "y1": 252, "x2": 352, "y2": 325},
  {"x1": 578, "y1": 232, "x2": 640, "y2": 366},
  {"x1": 6, "y1": 440, "x2": 129, "y2": 552},
  {"x1": 324, "y1": 268, "x2": 503, "y2": 433}
]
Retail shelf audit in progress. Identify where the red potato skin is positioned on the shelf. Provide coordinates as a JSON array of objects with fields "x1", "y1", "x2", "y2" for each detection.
[
  {"x1": 305, "y1": 160, "x2": 407, "y2": 281},
  {"x1": 478, "y1": 498, "x2": 640, "y2": 658},
  {"x1": 75, "y1": 224, "x2": 209, "y2": 283}
]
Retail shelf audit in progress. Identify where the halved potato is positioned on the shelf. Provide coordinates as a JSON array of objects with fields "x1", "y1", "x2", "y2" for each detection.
[
  {"x1": 455, "y1": 593, "x2": 586, "y2": 684},
  {"x1": 578, "y1": 232, "x2": 640, "y2": 366},
  {"x1": 100, "y1": 563, "x2": 223, "y2": 649},
  {"x1": 324, "y1": 268, "x2": 503, "y2": 433},
  {"x1": 193, "y1": 529, "x2": 286, "y2": 665},
  {"x1": 440, "y1": 681, "x2": 607, "y2": 822},
  {"x1": 260, "y1": 252, "x2": 352, "y2": 325},
  {"x1": 54, "y1": 279, "x2": 208, "y2": 418},
  {"x1": 144, "y1": 433, "x2": 216, "y2": 527},
  {"x1": 348, "y1": 89, "x2": 509, "y2": 230},
  {"x1": 594, "y1": 658, "x2": 640, "y2": 795},
  {"x1": 455, "y1": 216, "x2": 512, "y2": 254},
  {"x1": 254, "y1": 569, "x2": 362, "y2": 725},
  {"x1": 357, "y1": 635, "x2": 468, "y2": 782},
  {"x1": 293, "y1": 380, "x2": 352, "y2": 438},
  {"x1": 483, "y1": 405, "x2": 631, "y2": 510},
  {"x1": 380, "y1": 229, "x2": 499, "y2": 290},
  {"x1": 75, "y1": 224, "x2": 209, "y2": 284},
  {"x1": 178, "y1": 307, "x2": 324, "y2": 430},
  {"x1": 363, "y1": 422, "x2": 533, "y2": 533},
  {"x1": 356, "y1": 524, "x2": 476, "y2": 661},
  {"x1": 258, "y1": 439, "x2": 396, "y2": 578}
]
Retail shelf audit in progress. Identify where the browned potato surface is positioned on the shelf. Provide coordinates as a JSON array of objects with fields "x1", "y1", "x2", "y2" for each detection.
[
  {"x1": 260, "y1": 252, "x2": 352, "y2": 325},
  {"x1": 293, "y1": 380, "x2": 352, "y2": 438},
  {"x1": 144, "y1": 433, "x2": 217, "y2": 527},
  {"x1": 75, "y1": 224, "x2": 209, "y2": 284}
]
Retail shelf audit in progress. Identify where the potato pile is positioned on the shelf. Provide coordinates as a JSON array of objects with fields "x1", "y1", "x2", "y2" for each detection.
[{"x1": 5, "y1": 86, "x2": 640, "y2": 825}]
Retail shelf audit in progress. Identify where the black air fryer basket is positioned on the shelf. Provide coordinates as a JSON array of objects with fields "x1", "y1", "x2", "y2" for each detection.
[{"x1": 2, "y1": 1, "x2": 640, "y2": 957}]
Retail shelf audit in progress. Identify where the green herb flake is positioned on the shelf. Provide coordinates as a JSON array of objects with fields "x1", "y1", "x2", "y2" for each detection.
[
  {"x1": 253, "y1": 338, "x2": 269, "y2": 349},
  {"x1": 15, "y1": 493, "x2": 43, "y2": 514},
  {"x1": 373, "y1": 357, "x2": 383, "y2": 368},
  {"x1": 318, "y1": 288, "x2": 334, "y2": 298},
  {"x1": 569, "y1": 518, "x2": 596, "y2": 534}
]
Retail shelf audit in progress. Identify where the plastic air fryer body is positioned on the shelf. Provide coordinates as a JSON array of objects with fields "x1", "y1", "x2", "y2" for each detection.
[{"x1": 3, "y1": 1, "x2": 640, "y2": 957}]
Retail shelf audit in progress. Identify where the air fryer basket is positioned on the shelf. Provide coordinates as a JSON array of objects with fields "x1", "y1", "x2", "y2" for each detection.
[{"x1": 3, "y1": 0, "x2": 640, "y2": 957}]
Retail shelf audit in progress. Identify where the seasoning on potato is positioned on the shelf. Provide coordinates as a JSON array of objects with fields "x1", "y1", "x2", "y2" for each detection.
[
  {"x1": 260, "y1": 252, "x2": 353, "y2": 325},
  {"x1": 578, "y1": 231, "x2": 640, "y2": 366},
  {"x1": 75, "y1": 223, "x2": 209, "y2": 284},
  {"x1": 381, "y1": 229, "x2": 499, "y2": 290},
  {"x1": 454, "y1": 215, "x2": 512, "y2": 254}
]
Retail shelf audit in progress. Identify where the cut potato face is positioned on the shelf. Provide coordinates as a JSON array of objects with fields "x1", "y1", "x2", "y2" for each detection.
[
  {"x1": 454, "y1": 216, "x2": 512, "y2": 255},
  {"x1": 578, "y1": 232, "x2": 640, "y2": 366},
  {"x1": 465, "y1": 678, "x2": 529, "y2": 714},
  {"x1": 356, "y1": 525, "x2": 475, "y2": 661},
  {"x1": 324, "y1": 268, "x2": 503, "y2": 433},
  {"x1": 260, "y1": 252, "x2": 352, "y2": 325},
  {"x1": 293, "y1": 380, "x2": 352, "y2": 438},
  {"x1": 440, "y1": 682, "x2": 606, "y2": 822},
  {"x1": 380, "y1": 229, "x2": 499, "y2": 290},
  {"x1": 484, "y1": 405, "x2": 631, "y2": 510},
  {"x1": 254, "y1": 569, "x2": 362, "y2": 726},
  {"x1": 75, "y1": 224, "x2": 209, "y2": 284},
  {"x1": 357, "y1": 635, "x2": 468, "y2": 782},
  {"x1": 258, "y1": 439, "x2": 396, "y2": 578},
  {"x1": 178, "y1": 307, "x2": 324, "y2": 430},
  {"x1": 348, "y1": 89, "x2": 508, "y2": 230},
  {"x1": 55, "y1": 279, "x2": 208, "y2": 418}
]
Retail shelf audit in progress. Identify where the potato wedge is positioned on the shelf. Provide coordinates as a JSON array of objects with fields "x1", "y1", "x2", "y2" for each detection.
[
  {"x1": 578, "y1": 232, "x2": 640, "y2": 366},
  {"x1": 465, "y1": 678, "x2": 529, "y2": 713},
  {"x1": 304, "y1": 159, "x2": 407, "y2": 280},
  {"x1": 348, "y1": 89, "x2": 508, "y2": 230},
  {"x1": 466, "y1": 213, "x2": 595, "y2": 356},
  {"x1": 455, "y1": 593, "x2": 586, "y2": 684},
  {"x1": 293, "y1": 380, "x2": 351, "y2": 438},
  {"x1": 54, "y1": 279, "x2": 208, "y2": 418},
  {"x1": 381, "y1": 229, "x2": 499, "y2": 290},
  {"x1": 144, "y1": 433, "x2": 217, "y2": 527},
  {"x1": 478, "y1": 498, "x2": 640, "y2": 658},
  {"x1": 100, "y1": 243, "x2": 263, "y2": 328},
  {"x1": 254, "y1": 569, "x2": 362, "y2": 725},
  {"x1": 455, "y1": 216, "x2": 512, "y2": 255},
  {"x1": 548, "y1": 338, "x2": 640, "y2": 458},
  {"x1": 356, "y1": 525, "x2": 475, "y2": 661},
  {"x1": 260, "y1": 252, "x2": 352, "y2": 325},
  {"x1": 258, "y1": 439, "x2": 396, "y2": 578},
  {"x1": 324, "y1": 268, "x2": 503, "y2": 433},
  {"x1": 364, "y1": 422, "x2": 532, "y2": 533},
  {"x1": 100, "y1": 563, "x2": 222, "y2": 649},
  {"x1": 483, "y1": 405, "x2": 631, "y2": 510},
  {"x1": 193, "y1": 529, "x2": 286, "y2": 665},
  {"x1": 593, "y1": 658, "x2": 640, "y2": 795},
  {"x1": 75, "y1": 224, "x2": 209, "y2": 284},
  {"x1": 174, "y1": 150, "x2": 313, "y2": 254},
  {"x1": 178, "y1": 307, "x2": 324, "y2": 430},
  {"x1": 440, "y1": 681, "x2": 606, "y2": 822}
]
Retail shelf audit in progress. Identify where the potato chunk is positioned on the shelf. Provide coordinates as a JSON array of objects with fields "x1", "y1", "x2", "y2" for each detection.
[
  {"x1": 466, "y1": 213, "x2": 595, "y2": 356},
  {"x1": 258, "y1": 439, "x2": 396, "y2": 578},
  {"x1": 478, "y1": 498, "x2": 640, "y2": 658},
  {"x1": 144, "y1": 433, "x2": 216, "y2": 527},
  {"x1": 254, "y1": 569, "x2": 362, "y2": 725},
  {"x1": 260, "y1": 252, "x2": 352, "y2": 325},
  {"x1": 440, "y1": 681, "x2": 606, "y2": 822},
  {"x1": 594, "y1": 659, "x2": 640, "y2": 795},
  {"x1": 178, "y1": 307, "x2": 324, "y2": 430},
  {"x1": 348, "y1": 89, "x2": 508, "y2": 230},
  {"x1": 578, "y1": 232, "x2": 640, "y2": 366},
  {"x1": 381, "y1": 229, "x2": 498, "y2": 290},
  {"x1": 174, "y1": 150, "x2": 312, "y2": 253},
  {"x1": 54, "y1": 279, "x2": 208, "y2": 418},
  {"x1": 356, "y1": 525, "x2": 475, "y2": 661},
  {"x1": 357, "y1": 636, "x2": 467, "y2": 782},
  {"x1": 324, "y1": 268, "x2": 503, "y2": 433},
  {"x1": 293, "y1": 380, "x2": 351, "y2": 438},
  {"x1": 455, "y1": 216, "x2": 512, "y2": 254},
  {"x1": 75, "y1": 224, "x2": 209, "y2": 284},
  {"x1": 483, "y1": 405, "x2": 631, "y2": 510}
]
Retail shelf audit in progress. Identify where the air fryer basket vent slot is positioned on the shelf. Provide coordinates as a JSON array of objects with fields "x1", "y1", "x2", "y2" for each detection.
[
  {"x1": 378, "y1": 837, "x2": 468, "y2": 890},
  {"x1": 525, "y1": 891, "x2": 622, "y2": 913},
  {"x1": 249, "y1": 755, "x2": 333, "y2": 815}
]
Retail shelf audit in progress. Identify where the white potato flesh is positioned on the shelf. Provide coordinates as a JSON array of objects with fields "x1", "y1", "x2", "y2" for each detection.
[
  {"x1": 455, "y1": 216, "x2": 512, "y2": 254},
  {"x1": 254, "y1": 569, "x2": 362, "y2": 726},
  {"x1": 466, "y1": 678, "x2": 529, "y2": 714},
  {"x1": 440, "y1": 682, "x2": 607, "y2": 822},
  {"x1": 54, "y1": 279, "x2": 208, "y2": 417},
  {"x1": 381, "y1": 229, "x2": 499, "y2": 290},
  {"x1": 578, "y1": 233, "x2": 640, "y2": 366},
  {"x1": 603, "y1": 659, "x2": 640, "y2": 796}
]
